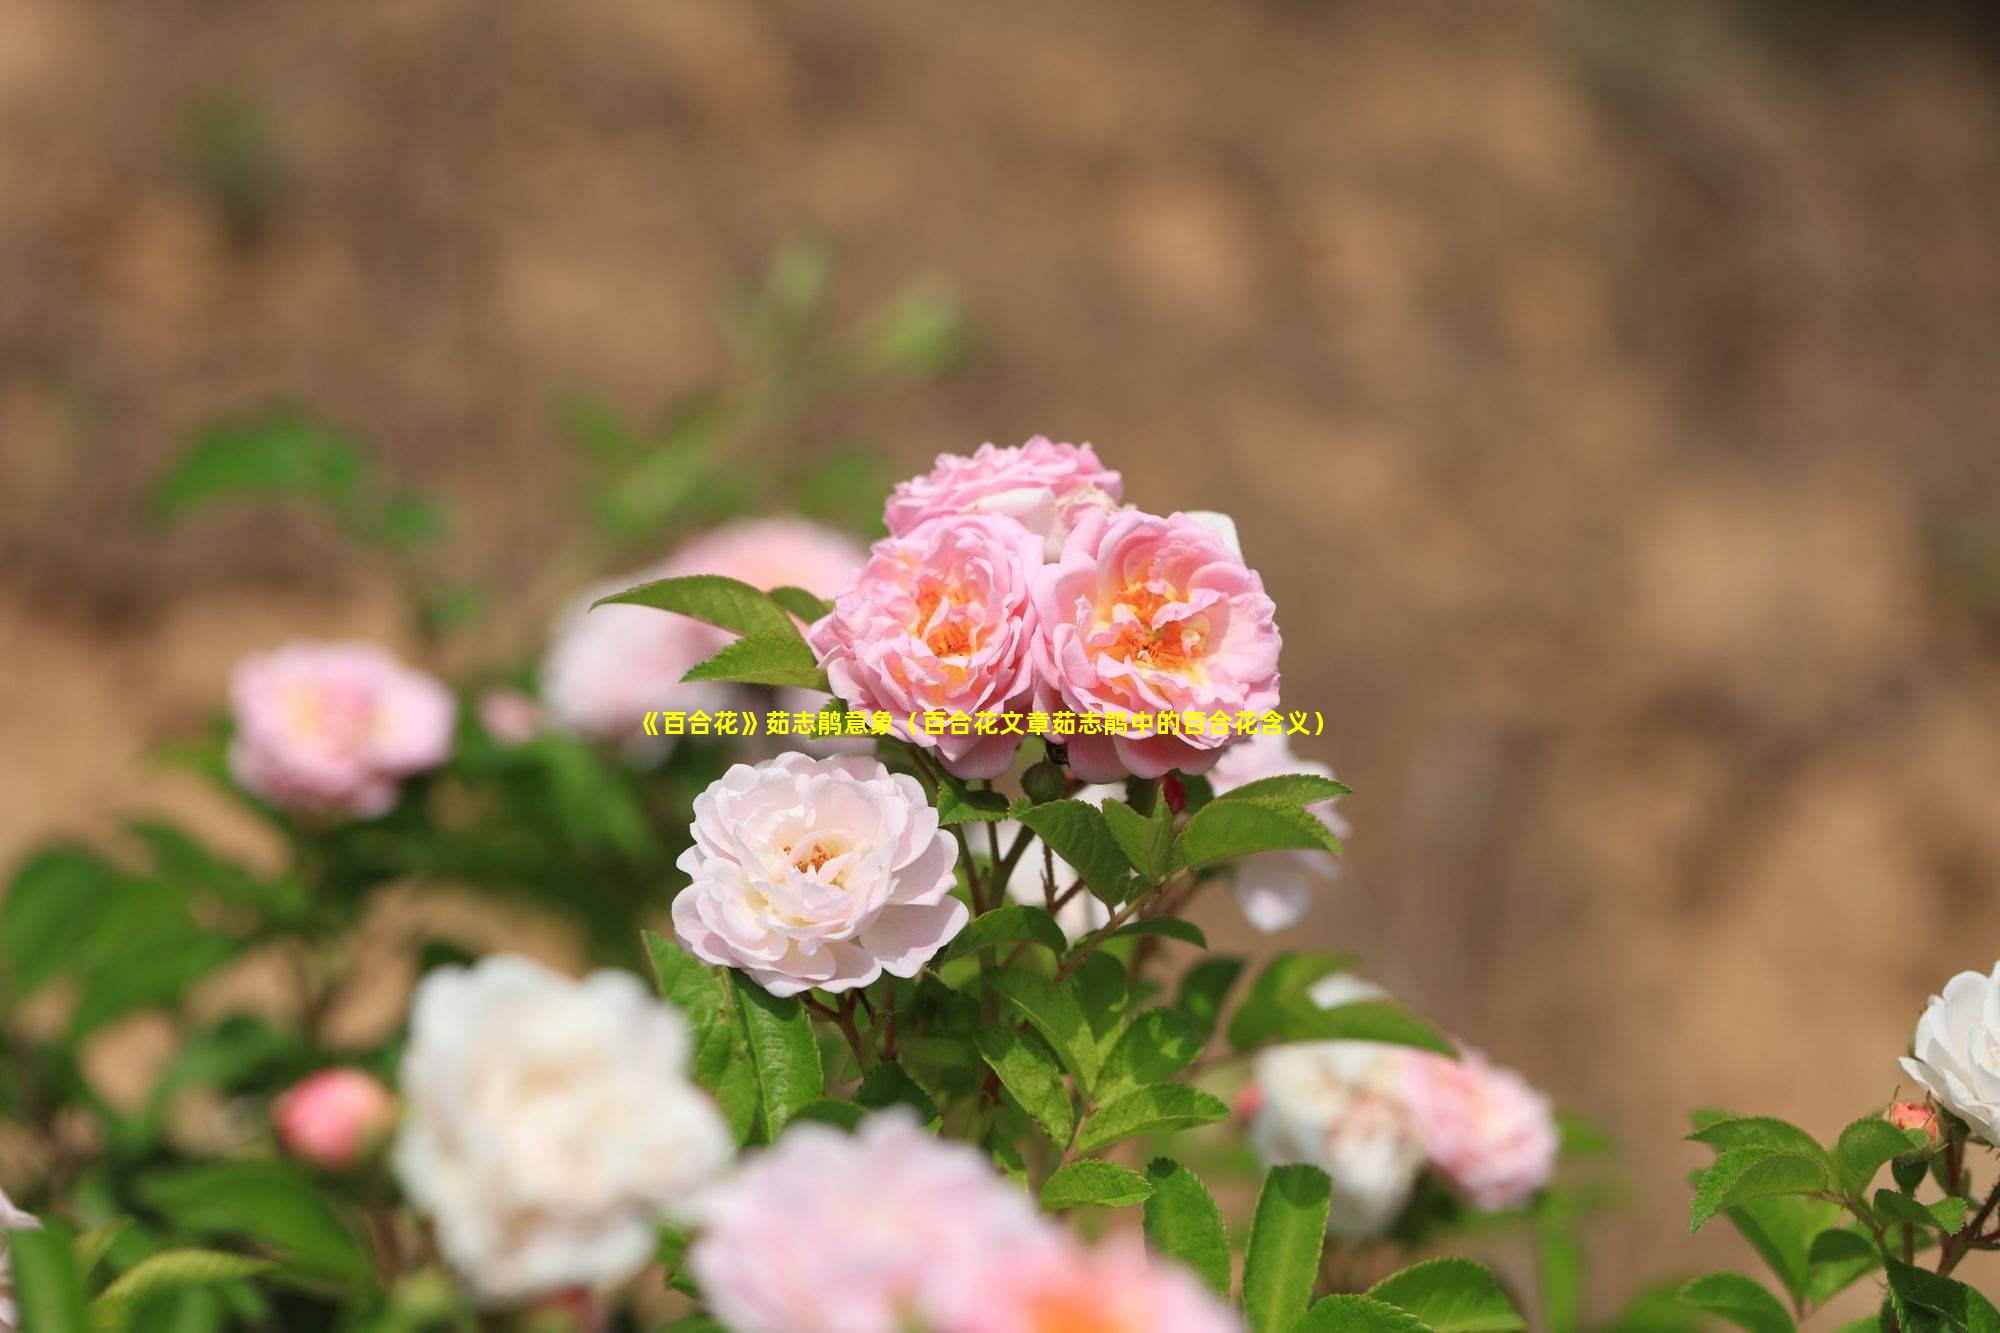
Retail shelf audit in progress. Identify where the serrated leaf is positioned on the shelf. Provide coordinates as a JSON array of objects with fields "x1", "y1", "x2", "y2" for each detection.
[
  {"x1": 1101, "y1": 1008, "x2": 1204, "y2": 1096},
  {"x1": 1690, "y1": 1148, "x2": 1830, "y2": 1233},
  {"x1": 1689, "y1": 1117, "x2": 1829, "y2": 1164},
  {"x1": 730, "y1": 976, "x2": 824, "y2": 1139},
  {"x1": 1298, "y1": 1295, "x2": 1431, "y2": 1333},
  {"x1": 1715, "y1": 1192, "x2": 1845, "y2": 1306},
  {"x1": 1177, "y1": 957, "x2": 1244, "y2": 1044},
  {"x1": 645, "y1": 931, "x2": 739, "y2": 1087},
  {"x1": 1075, "y1": 1083, "x2": 1228, "y2": 1154},
  {"x1": 681, "y1": 633, "x2": 828, "y2": 689},
  {"x1": 1805, "y1": 1226, "x2": 1885, "y2": 1306},
  {"x1": 1216, "y1": 773, "x2": 1352, "y2": 806},
  {"x1": 1019, "y1": 801, "x2": 1135, "y2": 902},
  {"x1": 1178, "y1": 795, "x2": 1340, "y2": 870},
  {"x1": 974, "y1": 1025, "x2": 1074, "y2": 1145},
  {"x1": 1675, "y1": 1273, "x2": 1796, "y2": 1333},
  {"x1": 1, "y1": 846, "x2": 124, "y2": 995},
  {"x1": 941, "y1": 905, "x2": 1067, "y2": 962},
  {"x1": 789, "y1": 1098, "x2": 866, "y2": 1130},
  {"x1": 1886, "y1": 1258, "x2": 1992, "y2": 1332},
  {"x1": 988, "y1": 966, "x2": 1100, "y2": 1091},
  {"x1": 591, "y1": 573, "x2": 802, "y2": 640},
  {"x1": 1242, "y1": 1164, "x2": 1333, "y2": 1333},
  {"x1": 1143, "y1": 1158, "x2": 1230, "y2": 1298},
  {"x1": 767, "y1": 586, "x2": 833, "y2": 622},
  {"x1": 1107, "y1": 918, "x2": 1207, "y2": 949},
  {"x1": 1369, "y1": 1259, "x2": 1526, "y2": 1332},
  {"x1": 1101, "y1": 798, "x2": 1177, "y2": 884},
  {"x1": 1039, "y1": 1160, "x2": 1154, "y2": 1210},
  {"x1": 88, "y1": 1250, "x2": 272, "y2": 1327},
  {"x1": 1833, "y1": 1116, "x2": 1926, "y2": 1201}
]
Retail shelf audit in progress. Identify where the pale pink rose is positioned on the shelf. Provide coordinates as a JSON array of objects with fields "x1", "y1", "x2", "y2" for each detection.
[
  {"x1": 808, "y1": 515, "x2": 1044, "y2": 778},
  {"x1": 1032, "y1": 508, "x2": 1281, "y2": 782},
  {"x1": 229, "y1": 642, "x2": 455, "y2": 818},
  {"x1": 672, "y1": 753, "x2": 965, "y2": 996},
  {"x1": 938, "y1": 1237, "x2": 1239, "y2": 1333},
  {"x1": 477, "y1": 689, "x2": 542, "y2": 745},
  {"x1": 689, "y1": 1111, "x2": 1049, "y2": 1333},
  {"x1": 540, "y1": 517, "x2": 863, "y2": 746},
  {"x1": 1401, "y1": 1046, "x2": 1558, "y2": 1212},
  {"x1": 885, "y1": 437, "x2": 1123, "y2": 559},
  {"x1": 273, "y1": 1068, "x2": 396, "y2": 1170},
  {"x1": 1886, "y1": 1101, "x2": 1940, "y2": 1142},
  {"x1": 1210, "y1": 734, "x2": 1350, "y2": 933}
]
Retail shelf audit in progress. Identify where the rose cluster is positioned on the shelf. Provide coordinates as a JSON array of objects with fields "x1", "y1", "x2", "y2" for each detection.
[
  {"x1": 1243, "y1": 975, "x2": 1559, "y2": 1237},
  {"x1": 810, "y1": 436, "x2": 1283, "y2": 782}
]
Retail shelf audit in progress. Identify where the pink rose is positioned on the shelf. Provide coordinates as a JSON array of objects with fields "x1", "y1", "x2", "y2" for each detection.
[
  {"x1": 937, "y1": 1237, "x2": 1239, "y2": 1333},
  {"x1": 229, "y1": 642, "x2": 455, "y2": 818},
  {"x1": 1400, "y1": 1046, "x2": 1558, "y2": 1212},
  {"x1": 672, "y1": 753, "x2": 965, "y2": 996},
  {"x1": 1210, "y1": 734, "x2": 1350, "y2": 932},
  {"x1": 689, "y1": 1111, "x2": 1049, "y2": 1333},
  {"x1": 273, "y1": 1068, "x2": 396, "y2": 1170},
  {"x1": 1032, "y1": 509, "x2": 1281, "y2": 782},
  {"x1": 885, "y1": 437, "x2": 1123, "y2": 559},
  {"x1": 808, "y1": 515, "x2": 1044, "y2": 778}
]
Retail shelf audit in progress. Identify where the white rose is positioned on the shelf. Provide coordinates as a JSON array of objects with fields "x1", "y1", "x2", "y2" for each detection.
[
  {"x1": 1901, "y1": 963, "x2": 2000, "y2": 1144},
  {"x1": 1246, "y1": 975, "x2": 1425, "y2": 1239},
  {"x1": 0, "y1": 1189, "x2": 39, "y2": 1333},
  {"x1": 394, "y1": 955, "x2": 732, "y2": 1305}
]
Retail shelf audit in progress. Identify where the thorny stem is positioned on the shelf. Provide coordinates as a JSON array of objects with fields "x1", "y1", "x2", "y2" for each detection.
[{"x1": 1939, "y1": 1176, "x2": 2000, "y2": 1275}]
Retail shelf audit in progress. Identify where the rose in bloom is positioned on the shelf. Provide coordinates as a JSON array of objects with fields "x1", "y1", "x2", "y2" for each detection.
[
  {"x1": 1247, "y1": 975, "x2": 1427, "y2": 1239},
  {"x1": 1033, "y1": 509, "x2": 1281, "y2": 782},
  {"x1": 394, "y1": 955, "x2": 732, "y2": 1305},
  {"x1": 885, "y1": 437, "x2": 1123, "y2": 560},
  {"x1": 1885, "y1": 1101, "x2": 1941, "y2": 1142},
  {"x1": 1210, "y1": 733, "x2": 1350, "y2": 932},
  {"x1": 938, "y1": 1237, "x2": 1239, "y2": 1333},
  {"x1": 689, "y1": 1110, "x2": 1048, "y2": 1333},
  {"x1": 274, "y1": 1068, "x2": 396, "y2": 1171},
  {"x1": 999, "y1": 782, "x2": 1122, "y2": 939},
  {"x1": 541, "y1": 517, "x2": 863, "y2": 745},
  {"x1": 0, "y1": 1189, "x2": 38, "y2": 1333},
  {"x1": 672, "y1": 753, "x2": 965, "y2": 996},
  {"x1": 1900, "y1": 962, "x2": 2000, "y2": 1144},
  {"x1": 229, "y1": 642, "x2": 455, "y2": 818},
  {"x1": 1401, "y1": 1046, "x2": 1559, "y2": 1212},
  {"x1": 808, "y1": 515, "x2": 1044, "y2": 778}
]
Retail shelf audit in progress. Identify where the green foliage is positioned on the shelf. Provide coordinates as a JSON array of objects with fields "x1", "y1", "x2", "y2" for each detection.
[
  {"x1": 1226, "y1": 953, "x2": 1452, "y2": 1055},
  {"x1": 1016, "y1": 801, "x2": 1135, "y2": 902},
  {"x1": 88, "y1": 1250, "x2": 273, "y2": 1328},
  {"x1": 1142, "y1": 1158, "x2": 1231, "y2": 1298},
  {"x1": 1674, "y1": 1273, "x2": 1796, "y2": 1333},
  {"x1": 1298, "y1": 1295, "x2": 1432, "y2": 1332},
  {"x1": 1074, "y1": 1083, "x2": 1228, "y2": 1154},
  {"x1": 987, "y1": 966, "x2": 1101, "y2": 1092},
  {"x1": 941, "y1": 904, "x2": 1067, "y2": 962},
  {"x1": 1039, "y1": 1160, "x2": 1154, "y2": 1210},
  {"x1": 974, "y1": 1025, "x2": 1075, "y2": 1145},
  {"x1": 1241, "y1": 1164, "x2": 1333, "y2": 1333},
  {"x1": 1178, "y1": 794, "x2": 1341, "y2": 870},
  {"x1": 12, "y1": 1227, "x2": 89, "y2": 1333},
  {"x1": 1368, "y1": 1259, "x2": 1527, "y2": 1332},
  {"x1": 134, "y1": 1161, "x2": 370, "y2": 1285},
  {"x1": 730, "y1": 978, "x2": 825, "y2": 1140},
  {"x1": 1689, "y1": 1146, "x2": 1831, "y2": 1233}
]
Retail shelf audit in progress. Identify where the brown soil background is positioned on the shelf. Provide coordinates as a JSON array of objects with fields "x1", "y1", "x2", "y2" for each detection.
[{"x1": 5, "y1": 0, "x2": 2000, "y2": 1311}]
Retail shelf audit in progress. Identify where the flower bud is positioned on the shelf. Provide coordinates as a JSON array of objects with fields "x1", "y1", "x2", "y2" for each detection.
[
  {"x1": 274, "y1": 1069, "x2": 396, "y2": 1171},
  {"x1": 1886, "y1": 1100, "x2": 1941, "y2": 1143}
]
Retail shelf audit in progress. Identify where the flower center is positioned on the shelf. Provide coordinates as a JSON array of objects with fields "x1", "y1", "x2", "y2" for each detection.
[{"x1": 1104, "y1": 579, "x2": 1207, "y2": 675}]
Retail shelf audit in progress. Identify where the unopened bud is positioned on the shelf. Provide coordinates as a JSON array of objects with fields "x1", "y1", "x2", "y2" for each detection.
[
  {"x1": 1886, "y1": 1101, "x2": 1941, "y2": 1143},
  {"x1": 274, "y1": 1069, "x2": 396, "y2": 1170}
]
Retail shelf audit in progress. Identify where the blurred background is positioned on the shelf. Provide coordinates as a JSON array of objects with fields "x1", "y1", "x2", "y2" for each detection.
[{"x1": 5, "y1": 0, "x2": 2000, "y2": 1309}]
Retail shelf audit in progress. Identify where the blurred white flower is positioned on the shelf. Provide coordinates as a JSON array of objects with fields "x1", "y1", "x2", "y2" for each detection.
[
  {"x1": 0, "y1": 1188, "x2": 39, "y2": 1333},
  {"x1": 1901, "y1": 962, "x2": 2000, "y2": 1145},
  {"x1": 394, "y1": 955, "x2": 732, "y2": 1306}
]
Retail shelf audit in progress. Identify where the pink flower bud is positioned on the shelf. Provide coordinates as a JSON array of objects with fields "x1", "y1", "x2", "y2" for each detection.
[
  {"x1": 477, "y1": 689, "x2": 542, "y2": 745},
  {"x1": 1232, "y1": 1081, "x2": 1265, "y2": 1125},
  {"x1": 1886, "y1": 1100, "x2": 1940, "y2": 1142},
  {"x1": 274, "y1": 1069, "x2": 395, "y2": 1170}
]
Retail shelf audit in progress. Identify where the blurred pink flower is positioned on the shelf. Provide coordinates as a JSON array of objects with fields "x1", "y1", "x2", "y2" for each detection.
[
  {"x1": 1400, "y1": 1046, "x2": 1558, "y2": 1212},
  {"x1": 885, "y1": 437, "x2": 1123, "y2": 559},
  {"x1": 1209, "y1": 733, "x2": 1350, "y2": 933},
  {"x1": 229, "y1": 641, "x2": 454, "y2": 818},
  {"x1": 476, "y1": 688, "x2": 542, "y2": 745},
  {"x1": 808, "y1": 514, "x2": 1044, "y2": 778},
  {"x1": 689, "y1": 1111, "x2": 1048, "y2": 1333},
  {"x1": 273, "y1": 1068, "x2": 396, "y2": 1170},
  {"x1": 672, "y1": 753, "x2": 965, "y2": 996},
  {"x1": 937, "y1": 1236, "x2": 1239, "y2": 1333},
  {"x1": 1032, "y1": 508, "x2": 1281, "y2": 782}
]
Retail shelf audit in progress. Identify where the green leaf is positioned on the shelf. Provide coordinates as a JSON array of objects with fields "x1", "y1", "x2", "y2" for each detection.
[
  {"x1": 934, "y1": 773, "x2": 1014, "y2": 825},
  {"x1": 1689, "y1": 1147, "x2": 1831, "y2": 1233},
  {"x1": 134, "y1": 1161, "x2": 369, "y2": 1284},
  {"x1": 1715, "y1": 1193, "x2": 1845, "y2": 1307},
  {"x1": 1689, "y1": 1117, "x2": 1829, "y2": 1164},
  {"x1": 11, "y1": 1228, "x2": 88, "y2": 1333},
  {"x1": 645, "y1": 931, "x2": 739, "y2": 1088},
  {"x1": 767, "y1": 586, "x2": 833, "y2": 622},
  {"x1": 1214, "y1": 773, "x2": 1352, "y2": 806},
  {"x1": 988, "y1": 966, "x2": 1100, "y2": 1091},
  {"x1": 1176, "y1": 957, "x2": 1244, "y2": 1044},
  {"x1": 941, "y1": 905, "x2": 1067, "y2": 962},
  {"x1": 1072, "y1": 952, "x2": 1130, "y2": 1048},
  {"x1": 681, "y1": 633, "x2": 828, "y2": 690},
  {"x1": 152, "y1": 410, "x2": 366, "y2": 526},
  {"x1": 1241, "y1": 1164, "x2": 1333, "y2": 1333},
  {"x1": 975, "y1": 1025, "x2": 1074, "y2": 1145},
  {"x1": 88, "y1": 1251, "x2": 273, "y2": 1328},
  {"x1": 73, "y1": 1219, "x2": 133, "y2": 1279},
  {"x1": 1871, "y1": 1188, "x2": 1966, "y2": 1235},
  {"x1": 1143, "y1": 1158, "x2": 1231, "y2": 1298},
  {"x1": 1805, "y1": 1226, "x2": 1885, "y2": 1305},
  {"x1": 853, "y1": 1060, "x2": 938, "y2": 1124},
  {"x1": 730, "y1": 977, "x2": 824, "y2": 1139},
  {"x1": 713, "y1": 1054, "x2": 760, "y2": 1145},
  {"x1": 1039, "y1": 1160, "x2": 1154, "y2": 1210},
  {"x1": 1101, "y1": 1008, "x2": 1204, "y2": 1095},
  {"x1": 1101, "y1": 799, "x2": 1177, "y2": 884},
  {"x1": 1106, "y1": 918, "x2": 1207, "y2": 949},
  {"x1": 1298, "y1": 1295, "x2": 1430, "y2": 1333},
  {"x1": 789, "y1": 1098, "x2": 866, "y2": 1130},
  {"x1": 1369, "y1": 1259, "x2": 1526, "y2": 1332},
  {"x1": 1534, "y1": 1198, "x2": 1583, "y2": 1333},
  {"x1": 1675, "y1": 1273, "x2": 1796, "y2": 1333},
  {"x1": 1, "y1": 846, "x2": 123, "y2": 995},
  {"x1": 1833, "y1": 1116, "x2": 1926, "y2": 1200},
  {"x1": 1075, "y1": 1083, "x2": 1228, "y2": 1155},
  {"x1": 592, "y1": 573, "x2": 802, "y2": 640},
  {"x1": 1178, "y1": 795, "x2": 1340, "y2": 870},
  {"x1": 1886, "y1": 1258, "x2": 1992, "y2": 1331},
  {"x1": 1018, "y1": 801, "x2": 1135, "y2": 902}
]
